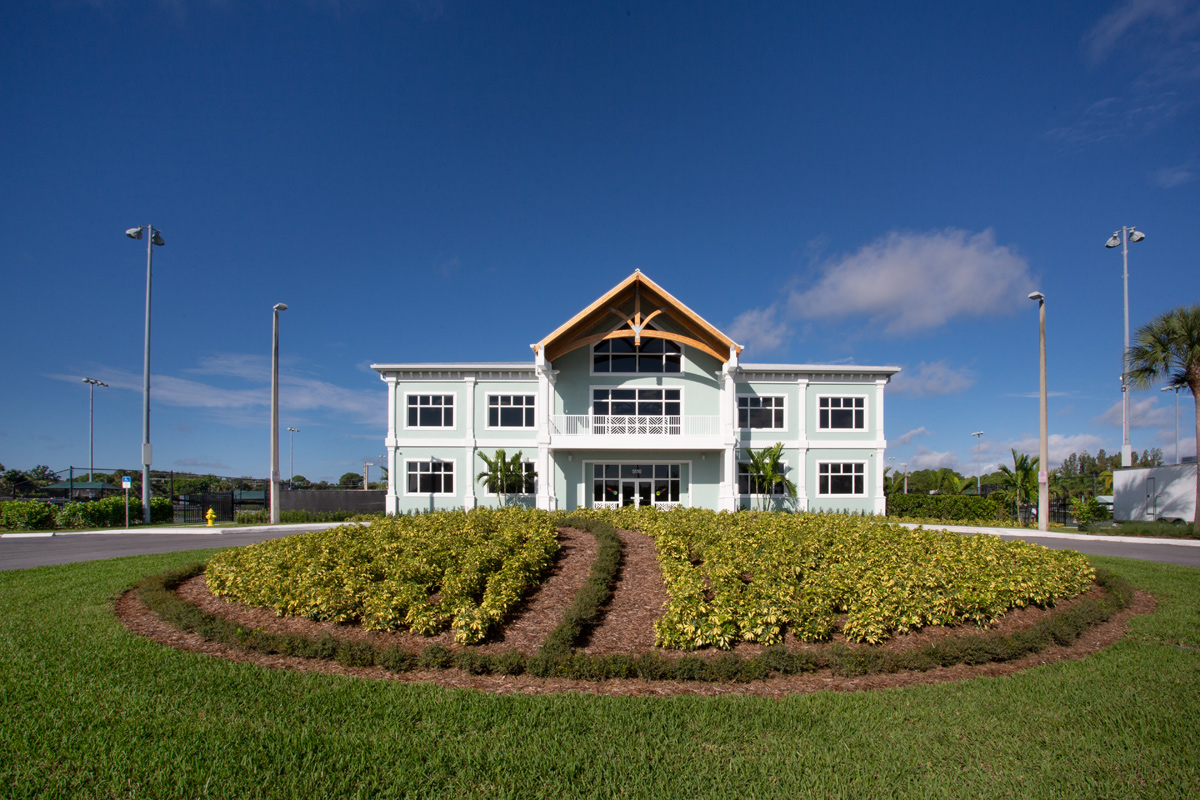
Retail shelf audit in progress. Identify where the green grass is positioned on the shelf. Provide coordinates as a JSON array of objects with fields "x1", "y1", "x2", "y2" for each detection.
[{"x1": 2, "y1": 549, "x2": 1198, "y2": 799}]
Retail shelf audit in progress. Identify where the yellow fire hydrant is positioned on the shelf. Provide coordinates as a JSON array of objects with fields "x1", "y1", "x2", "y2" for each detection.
[{"x1": 205, "y1": 508, "x2": 216, "y2": 527}]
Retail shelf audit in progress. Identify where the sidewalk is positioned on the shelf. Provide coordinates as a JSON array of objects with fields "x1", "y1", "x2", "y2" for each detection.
[
  {"x1": 896, "y1": 521, "x2": 1200, "y2": 548},
  {"x1": 0, "y1": 521, "x2": 354, "y2": 539}
]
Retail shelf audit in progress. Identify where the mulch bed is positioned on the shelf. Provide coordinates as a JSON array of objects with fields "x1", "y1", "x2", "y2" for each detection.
[{"x1": 114, "y1": 526, "x2": 1156, "y2": 697}]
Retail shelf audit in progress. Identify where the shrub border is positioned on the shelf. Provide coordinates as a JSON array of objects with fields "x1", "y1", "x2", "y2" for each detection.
[{"x1": 133, "y1": 530, "x2": 1135, "y2": 684}]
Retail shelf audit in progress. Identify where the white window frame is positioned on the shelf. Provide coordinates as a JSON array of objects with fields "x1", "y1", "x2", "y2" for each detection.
[
  {"x1": 816, "y1": 461, "x2": 867, "y2": 497},
  {"x1": 737, "y1": 394, "x2": 787, "y2": 430},
  {"x1": 404, "y1": 458, "x2": 456, "y2": 496},
  {"x1": 589, "y1": 385, "x2": 685, "y2": 416},
  {"x1": 404, "y1": 392, "x2": 456, "y2": 431},
  {"x1": 480, "y1": 460, "x2": 537, "y2": 497},
  {"x1": 816, "y1": 395, "x2": 867, "y2": 432},
  {"x1": 484, "y1": 393, "x2": 537, "y2": 430},
  {"x1": 589, "y1": 327, "x2": 685, "y2": 376},
  {"x1": 736, "y1": 460, "x2": 792, "y2": 497}
]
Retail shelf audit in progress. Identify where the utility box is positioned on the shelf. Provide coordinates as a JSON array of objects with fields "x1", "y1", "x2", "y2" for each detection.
[{"x1": 1113, "y1": 463, "x2": 1197, "y2": 523}]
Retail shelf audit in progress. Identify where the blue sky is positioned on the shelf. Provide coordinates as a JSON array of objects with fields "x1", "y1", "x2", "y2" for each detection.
[{"x1": 2, "y1": 0, "x2": 1198, "y2": 484}]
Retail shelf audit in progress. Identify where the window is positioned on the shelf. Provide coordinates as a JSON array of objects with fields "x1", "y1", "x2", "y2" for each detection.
[
  {"x1": 818, "y1": 462, "x2": 865, "y2": 496},
  {"x1": 407, "y1": 394, "x2": 454, "y2": 428},
  {"x1": 593, "y1": 332, "x2": 682, "y2": 373},
  {"x1": 488, "y1": 395, "x2": 535, "y2": 428},
  {"x1": 737, "y1": 462, "x2": 789, "y2": 495},
  {"x1": 738, "y1": 396, "x2": 785, "y2": 429},
  {"x1": 484, "y1": 461, "x2": 536, "y2": 495},
  {"x1": 406, "y1": 460, "x2": 454, "y2": 494},
  {"x1": 593, "y1": 387, "x2": 681, "y2": 416},
  {"x1": 818, "y1": 396, "x2": 865, "y2": 430}
]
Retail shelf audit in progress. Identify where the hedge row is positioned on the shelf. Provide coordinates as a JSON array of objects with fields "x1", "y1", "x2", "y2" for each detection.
[
  {"x1": 886, "y1": 494, "x2": 1005, "y2": 522},
  {"x1": 1, "y1": 497, "x2": 173, "y2": 531}
]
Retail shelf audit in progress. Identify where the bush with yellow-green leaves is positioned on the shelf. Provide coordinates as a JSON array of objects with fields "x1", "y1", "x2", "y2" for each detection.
[
  {"x1": 581, "y1": 507, "x2": 1094, "y2": 650},
  {"x1": 205, "y1": 507, "x2": 559, "y2": 644}
]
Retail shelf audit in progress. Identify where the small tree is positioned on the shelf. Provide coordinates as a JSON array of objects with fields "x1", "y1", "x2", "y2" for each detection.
[
  {"x1": 998, "y1": 449, "x2": 1039, "y2": 522},
  {"x1": 1127, "y1": 304, "x2": 1200, "y2": 535},
  {"x1": 743, "y1": 442, "x2": 797, "y2": 511},
  {"x1": 477, "y1": 449, "x2": 535, "y2": 507}
]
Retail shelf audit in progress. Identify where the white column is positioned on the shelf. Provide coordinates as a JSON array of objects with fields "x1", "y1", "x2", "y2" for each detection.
[
  {"x1": 795, "y1": 376, "x2": 810, "y2": 511},
  {"x1": 385, "y1": 375, "x2": 400, "y2": 515},
  {"x1": 874, "y1": 377, "x2": 888, "y2": 514},
  {"x1": 536, "y1": 358, "x2": 557, "y2": 510},
  {"x1": 718, "y1": 353, "x2": 738, "y2": 511},
  {"x1": 462, "y1": 375, "x2": 477, "y2": 509}
]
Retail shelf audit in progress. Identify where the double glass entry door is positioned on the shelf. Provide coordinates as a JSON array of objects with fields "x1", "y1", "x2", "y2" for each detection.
[{"x1": 620, "y1": 479, "x2": 654, "y2": 507}]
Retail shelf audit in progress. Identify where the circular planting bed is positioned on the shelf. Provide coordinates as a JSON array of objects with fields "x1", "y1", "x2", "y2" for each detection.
[{"x1": 117, "y1": 508, "x2": 1152, "y2": 697}]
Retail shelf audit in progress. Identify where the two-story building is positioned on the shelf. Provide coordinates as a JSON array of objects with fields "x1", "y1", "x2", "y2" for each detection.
[{"x1": 372, "y1": 271, "x2": 899, "y2": 514}]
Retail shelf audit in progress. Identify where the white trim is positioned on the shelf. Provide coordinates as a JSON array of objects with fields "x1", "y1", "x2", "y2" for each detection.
[
  {"x1": 736, "y1": 392, "x2": 787, "y2": 431},
  {"x1": 403, "y1": 458, "x2": 457, "y2": 497},
  {"x1": 403, "y1": 392, "x2": 457, "y2": 431},
  {"x1": 815, "y1": 459, "x2": 869, "y2": 498},
  {"x1": 484, "y1": 392, "x2": 538, "y2": 430}
]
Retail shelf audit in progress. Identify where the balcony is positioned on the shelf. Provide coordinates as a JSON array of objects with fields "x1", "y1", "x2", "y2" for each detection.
[{"x1": 550, "y1": 415, "x2": 723, "y2": 448}]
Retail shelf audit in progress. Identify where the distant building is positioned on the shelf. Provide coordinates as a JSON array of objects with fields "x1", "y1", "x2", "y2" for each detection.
[{"x1": 373, "y1": 271, "x2": 899, "y2": 514}]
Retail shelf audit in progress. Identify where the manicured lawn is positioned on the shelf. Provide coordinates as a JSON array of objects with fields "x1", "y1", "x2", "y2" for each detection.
[{"x1": 1, "y1": 549, "x2": 1198, "y2": 799}]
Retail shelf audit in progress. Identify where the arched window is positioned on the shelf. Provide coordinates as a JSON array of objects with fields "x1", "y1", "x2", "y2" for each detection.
[{"x1": 592, "y1": 329, "x2": 682, "y2": 373}]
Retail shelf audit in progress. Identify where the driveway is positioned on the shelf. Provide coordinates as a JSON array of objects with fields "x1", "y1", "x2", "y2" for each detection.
[{"x1": 3, "y1": 521, "x2": 1199, "y2": 572}]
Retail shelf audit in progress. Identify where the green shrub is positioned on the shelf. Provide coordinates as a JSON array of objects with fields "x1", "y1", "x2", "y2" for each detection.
[
  {"x1": 1, "y1": 500, "x2": 58, "y2": 531},
  {"x1": 886, "y1": 494, "x2": 1005, "y2": 522},
  {"x1": 1071, "y1": 496, "x2": 1112, "y2": 529}
]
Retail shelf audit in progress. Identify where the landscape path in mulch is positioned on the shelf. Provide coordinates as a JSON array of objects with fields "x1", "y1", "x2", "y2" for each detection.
[
  {"x1": 114, "y1": 524, "x2": 1158, "y2": 697},
  {"x1": 580, "y1": 529, "x2": 669, "y2": 654}
]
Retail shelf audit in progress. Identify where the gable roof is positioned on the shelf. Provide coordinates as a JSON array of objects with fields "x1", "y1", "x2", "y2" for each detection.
[{"x1": 533, "y1": 270, "x2": 741, "y2": 364}]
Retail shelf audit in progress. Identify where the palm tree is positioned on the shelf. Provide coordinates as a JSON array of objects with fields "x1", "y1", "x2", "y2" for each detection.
[
  {"x1": 476, "y1": 449, "x2": 534, "y2": 507},
  {"x1": 744, "y1": 442, "x2": 797, "y2": 511},
  {"x1": 998, "y1": 449, "x2": 1039, "y2": 522},
  {"x1": 932, "y1": 467, "x2": 972, "y2": 495},
  {"x1": 1126, "y1": 304, "x2": 1200, "y2": 535}
]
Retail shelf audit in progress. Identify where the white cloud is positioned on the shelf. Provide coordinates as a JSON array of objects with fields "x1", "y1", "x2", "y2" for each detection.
[
  {"x1": 908, "y1": 447, "x2": 960, "y2": 471},
  {"x1": 1007, "y1": 433, "x2": 1108, "y2": 469},
  {"x1": 786, "y1": 229, "x2": 1036, "y2": 335},
  {"x1": 1093, "y1": 396, "x2": 1174, "y2": 428},
  {"x1": 889, "y1": 361, "x2": 975, "y2": 397},
  {"x1": 1153, "y1": 159, "x2": 1198, "y2": 187},
  {"x1": 893, "y1": 427, "x2": 931, "y2": 446},
  {"x1": 728, "y1": 306, "x2": 791, "y2": 355},
  {"x1": 1083, "y1": 0, "x2": 1196, "y2": 66},
  {"x1": 47, "y1": 354, "x2": 381, "y2": 425}
]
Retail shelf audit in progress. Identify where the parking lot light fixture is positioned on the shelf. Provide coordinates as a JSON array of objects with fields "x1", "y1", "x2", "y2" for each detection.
[
  {"x1": 1106, "y1": 226, "x2": 1145, "y2": 467},
  {"x1": 126, "y1": 225, "x2": 164, "y2": 523}
]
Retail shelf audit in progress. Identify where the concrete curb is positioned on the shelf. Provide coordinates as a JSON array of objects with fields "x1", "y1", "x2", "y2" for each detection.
[{"x1": 897, "y1": 522, "x2": 1200, "y2": 548}]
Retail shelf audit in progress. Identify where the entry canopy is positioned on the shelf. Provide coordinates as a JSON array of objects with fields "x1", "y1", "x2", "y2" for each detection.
[{"x1": 533, "y1": 270, "x2": 741, "y2": 364}]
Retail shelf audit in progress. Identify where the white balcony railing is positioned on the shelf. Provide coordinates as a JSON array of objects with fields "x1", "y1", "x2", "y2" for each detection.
[{"x1": 551, "y1": 415, "x2": 721, "y2": 437}]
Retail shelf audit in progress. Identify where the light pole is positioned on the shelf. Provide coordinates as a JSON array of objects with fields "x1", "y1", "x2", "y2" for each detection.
[
  {"x1": 1161, "y1": 386, "x2": 1180, "y2": 464},
  {"x1": 287, "y1": 427, "x2": 299, "y2": 488},
  {"x1": 270, "y1": 303, "x2": 288, "y2": 524},
  {"x1": 126, "y1": 225, "x2": 164, "y2": 523},
  {"x1": 972, "y1": 431, "x2": 983, "y2": 494},
  {"x1": 1105, "y1": 226, "x2": 1145, "y2": 468},
  {"x1": 82, "y1": 378, "x2": 108, "y2": 481},
  {"x1": 1029, "y1": 291, "x2": 1049, "y2": 531},
  {"x1": 901, "y1": 462, "x2": 908, "y2": 494},
  {"x1": 364, "y1": 461, "x2": 374, "y2": 490}
]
